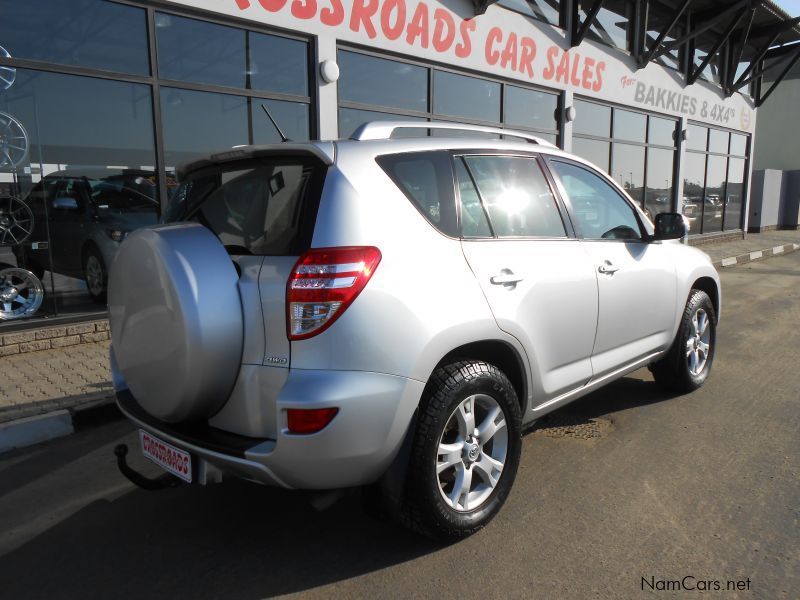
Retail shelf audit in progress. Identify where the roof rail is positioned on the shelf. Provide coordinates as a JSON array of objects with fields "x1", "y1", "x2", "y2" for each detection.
[{"x1": 350, "y1": 120, "x2": 557, "y2": 147}]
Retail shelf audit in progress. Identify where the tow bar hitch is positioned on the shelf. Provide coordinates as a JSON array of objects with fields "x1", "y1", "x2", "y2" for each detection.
[{"x1": 114, "y1": 444, "x2": 181, "y2": 491}]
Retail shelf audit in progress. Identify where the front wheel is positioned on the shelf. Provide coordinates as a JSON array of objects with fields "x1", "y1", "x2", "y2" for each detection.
[
  {"x1": 403, "y1": 361, "x2": 522, "y2": 541},
  {"x1": 651, "y1": 289, "x2": 717, "y2": 393}
]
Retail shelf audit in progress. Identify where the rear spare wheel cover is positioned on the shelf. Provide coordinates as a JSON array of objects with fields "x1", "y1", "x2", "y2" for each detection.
[{"x1": 108, "y1": 223, "x2": 244, "y2": 422}]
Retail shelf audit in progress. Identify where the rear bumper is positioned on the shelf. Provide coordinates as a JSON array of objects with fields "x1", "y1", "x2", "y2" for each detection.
[{"x1": 115, "y1": 367, "x2": 425, "y2": 489}]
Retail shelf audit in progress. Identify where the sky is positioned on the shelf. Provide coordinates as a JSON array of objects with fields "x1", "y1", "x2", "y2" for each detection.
[{"x1": 775, "y1": 0, "x2": 800, "y2": 16}]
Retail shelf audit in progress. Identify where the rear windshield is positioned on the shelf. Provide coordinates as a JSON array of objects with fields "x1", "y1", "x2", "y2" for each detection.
[{"x1": 165, "y1": 157, "x2": 325, "y2": 255}]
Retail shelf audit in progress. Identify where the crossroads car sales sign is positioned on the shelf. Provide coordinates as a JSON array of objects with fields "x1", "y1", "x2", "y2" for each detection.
[{"x1": 169, "y1": 0, "x2": 755, "y2": 131}]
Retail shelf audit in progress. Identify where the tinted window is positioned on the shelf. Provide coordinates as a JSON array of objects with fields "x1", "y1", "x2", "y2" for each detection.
[
  {"x1": 724, "y1": 158, "x2": 745, "y2": 230},
  {"x1": 462, "y1": 156, "x2": 565, "y2": 238},
  {"x1": 434, "y1": 72, "x2": 500, "y2": 122},
  {"x1": 161, "y1": 88, "x2": 248, "y2": 170},
  {"x1": 682, "y1": 153, "x2": 706, "y2": 225},
  {"x1": 156, "y1": 13, "x2": 246, "y2": 88},
  {"x1": 172, "y1": 159, "x2": 322, "y2": 255},
  {"x1": 338, "y1": 51, "x2": 428, "y2": 112},
  {"x1": 249, "y1": 33, "x2": 308, "y2": 96},
  {"x1": 645, "y1": 147, "x2": 674, "y2": 218},
  {"x1": 611, "y1": 143, "x2": 645, "y2": 205},
  {"x1": 338, "y1": 108, "x2": 427, "y2": 138},
  {"x1": 613, "y1": 110, "x2": 646, "y2": 143},
  {"x1": 730, "y1": 134, "x2": 747, "y2": 157},
  {"x1": 377, "y1": 152, "x2": 457, "y2": 236},
  {"x1": 573, "y1": 137, "x2": 610, "y2": 171},
  {"x1": 687, "y1": 124, "x2": 708, "y2": 151},
  {"x1": 574, "y1": 100, "x2": 611, "y2": 138},
  {"x1": 454, "y1": 159, "x2": 491, "y2": 238},
  {"x1": 703, "y1": 155, "x2": 726, "y2": 233},
  {"x1": 504, "y1": 86, "x2": 558, "y2": 132},
  {"x1": 648, "y1": 117, "x2": 676, "y2": 146},
  {"x1": 0, "y1": 0, "x2": 149, "y2": 74},
  {"x1": 550, "y1": 160, "x2": 641, "y2": 241},
  {"x1": 708, "y1": 129, "x2": 729, "y2": 154},
  {"x1": 252, "y1": 99, "x2": 310, "y2": 143}
]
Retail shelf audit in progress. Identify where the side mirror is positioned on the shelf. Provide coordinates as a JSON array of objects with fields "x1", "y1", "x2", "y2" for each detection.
[
  {"x1": 653, "y1": 212, "x2": 689, "y2": 241},
  {"x1": 52, "y1": 196, "x2": 78, "y2": 210}
]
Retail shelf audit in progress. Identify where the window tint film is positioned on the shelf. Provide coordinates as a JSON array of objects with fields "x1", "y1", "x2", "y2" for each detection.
[
  {"x1": 462, "y1": 156, "x2": 566, "y2": 238},
  {"x1": 167, "y1": 158, "x2": 323, "y2": 255},
  {"x1": 376, "y1": 152, "x2": 457, "y2": 236},
  {"x1": 454, "y1": 159, "x2": 491, "y2": 238},
  {"x1": 550, "y1": 160, "x2": 641, "y2": 241}
]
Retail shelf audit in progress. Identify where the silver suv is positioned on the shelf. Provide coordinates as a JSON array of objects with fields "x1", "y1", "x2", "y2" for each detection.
[{"x1": 109, "y1": 121, "x2": 720, "y2": 541}]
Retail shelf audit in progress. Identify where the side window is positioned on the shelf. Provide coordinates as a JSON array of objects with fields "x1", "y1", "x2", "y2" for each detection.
[
  {"x1": 462, "y1": 155, "x2": 566, "y2": 238},
  {"x1": 454, "y1": 158, "x2": 491, "y2": 238},
  {"x1": 376, "y1": 152, "x2": 457, "y2": 237},
  {"x1": 549, "y1": 160, "x2": 642, "y2": 241}
]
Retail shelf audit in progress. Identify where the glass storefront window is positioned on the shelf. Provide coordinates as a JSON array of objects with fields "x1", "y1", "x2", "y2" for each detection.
[
  {"x1": 573, "y1": 137, "x2": 610, "y2": 171},
  {"x1": 504, "y1": 86, "x2": 558, "y2": 132},
  {"x1": 682, "y1": 153, "x2": 705, "y2": 232},
  {"x1": 703, "y1": 155, "x2": 726, "y2": 233},
  {"x1": 574, "y1": 100, "x2": 611, "y2": 138},
  {"x1": 338, "y1": 107, "x2": 427, "y2": 138},
  {"x1": 645, "y1": 147, "x2": 674, "y2": 218},
  {"x1": 708, "y1": 129, "x2": 729, "y2": 154},
  {"x1": 687, "y1": 124, "x2": 708, "y2": 152},
  {"x1": 724, "y1": 158, "x2": 745, "y2": 231},
  {"x1": 730, "y1": 134, "x2": 748, "y2": 157},
  {"x1": 252, "y1": 100, "x2": 309, "y2": 144},
  {"x1": 613, "y1": 110, "x2": 646, "y2": 143},
  {"x1": 0, "y1": 68, "x2": 157, "y2": 318},
  {"x1": 156, "y1": 13, "x2": 246, "y2": 89},
  {"x1": 338, "y1": 51, "x2": 428, "y2": 113},
  {"x1": 161, "y1": 87, "x2": 248, "y2": 170},
  {"x1": 250, "y1": 33, "x2": 308, "y2": 96},
  {"x1": 648, "y1": 117, "x2": 676, "y2": 147},
  {"x1": 0, "y1": 0, "x2": 150, "y2": 75},
  {"x1": 611, "y1": 143, "x2": 645, "y2": 205},
  {"x1": 433, "y1": 72, "x2": 500, "y2": 122}
]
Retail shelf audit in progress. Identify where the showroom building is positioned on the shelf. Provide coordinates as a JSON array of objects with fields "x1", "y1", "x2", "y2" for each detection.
[{"x1": 0, "y1": 0, "x2": 799, "y2": 328}]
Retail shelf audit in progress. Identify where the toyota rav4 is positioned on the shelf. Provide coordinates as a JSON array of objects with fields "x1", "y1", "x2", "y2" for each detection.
[{"x1": 108, "y1": 121, "x2": 720, "y2": 541}]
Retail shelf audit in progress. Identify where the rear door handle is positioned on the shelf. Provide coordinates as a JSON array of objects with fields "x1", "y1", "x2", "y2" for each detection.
[
  {"x1": 598, "y1": 261, "x2": 619, "y2": 275},
  {"x1": 490, "y1": 271, "x2": 524, "y2": 286}
]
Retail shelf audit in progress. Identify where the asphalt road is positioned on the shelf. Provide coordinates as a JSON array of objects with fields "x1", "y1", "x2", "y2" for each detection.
[{"x1": 1, "y1": 253, "x2": 799, "y2": 599}]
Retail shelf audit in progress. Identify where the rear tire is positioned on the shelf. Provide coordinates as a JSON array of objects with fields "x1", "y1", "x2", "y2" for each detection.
[
  {"x1": 402, "y1": 361, "x2": 522, "y2": 541},
  {"x1": 651, "y1": 289, "x2": 716, "y2": 393}
]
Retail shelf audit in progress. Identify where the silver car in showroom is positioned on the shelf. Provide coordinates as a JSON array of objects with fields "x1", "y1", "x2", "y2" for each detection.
[{"x1": 109, "y1": 121, "x2": 720, "y2": 541}]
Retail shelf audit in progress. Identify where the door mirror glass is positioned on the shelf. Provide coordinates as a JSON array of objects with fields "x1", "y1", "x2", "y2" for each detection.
[
  {"x1": 52, "y1": 196, "x2": 79, "y2": 210},
  {"x1": 654, "y1": 212, "x2": 688, "y2": 241}
]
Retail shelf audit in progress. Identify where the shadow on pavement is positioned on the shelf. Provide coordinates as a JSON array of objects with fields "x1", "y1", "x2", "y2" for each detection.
[{"x1": 0, "y1": 375, "x2": 679, "y2": 599}]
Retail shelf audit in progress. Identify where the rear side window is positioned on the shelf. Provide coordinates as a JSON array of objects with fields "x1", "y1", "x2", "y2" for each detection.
[
  {"x1": 166, "y1": 157, "x2": 324, "y2": 255},
  {"x1": 460, "y1": 155, "x2": 566, "y2": 238},
  {"x1": 376, "y1": 151, "x2": 457, "y2": 236}
]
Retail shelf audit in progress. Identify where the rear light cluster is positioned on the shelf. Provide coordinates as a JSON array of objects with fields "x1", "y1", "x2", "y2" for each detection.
[
  {"x1": 287, "y1": 408, "x2": 339, "y2": 434},
  {"x1": 287, "y1": 246, "x2": 381, "y2": 340}
]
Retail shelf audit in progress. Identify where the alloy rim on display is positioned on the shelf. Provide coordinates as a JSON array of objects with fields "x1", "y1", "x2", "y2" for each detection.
[
  {"x1": 0, "y1": 45, "x2": 15, "y2": 91},
  {"x1": 687, "y1": 308, "x2": 712, "y2": 376},
  {"x1": 436, "y1": 393, "x2": 508, "y2": 512},
  {"x1": 0, "y1": 112, "x2": 29, "y2": 169},
  {"x1": 0, "y1": 196, "x2": 34, "y2": 245},
  {"x1": 0, "y1": 267, "x2": 44, "y2": 320}
]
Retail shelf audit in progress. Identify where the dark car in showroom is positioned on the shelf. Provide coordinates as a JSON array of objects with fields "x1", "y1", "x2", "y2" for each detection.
[{"x1": 14, "y1": 170, "x2": 160, "y2": 301}]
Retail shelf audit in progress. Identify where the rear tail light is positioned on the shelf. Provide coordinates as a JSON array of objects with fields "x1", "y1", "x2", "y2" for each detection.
[
  {"x1": 287, "y1": 246, "x2": 381, "y2": 340},
  {"x1": 287, "y1": 408, "x2": 339, "y2": 434}
]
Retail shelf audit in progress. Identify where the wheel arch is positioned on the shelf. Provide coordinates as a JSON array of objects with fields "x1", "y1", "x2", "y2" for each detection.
[
  {"x1": 434, "y1": 340, "x2": 528, "y2": 414},
  {"x1": 691, "y1": 276, "x2": 720, "y2": 320}
]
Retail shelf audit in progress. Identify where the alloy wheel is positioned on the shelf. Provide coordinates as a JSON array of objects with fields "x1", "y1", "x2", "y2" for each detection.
[{"x1": 686, "y1": 308, "x2": 711, "y2": 376}]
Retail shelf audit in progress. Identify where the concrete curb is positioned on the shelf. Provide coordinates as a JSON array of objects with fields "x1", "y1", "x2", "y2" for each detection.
[
  {"x1": 0, "y1": 394, "x2": 120, "y2": 455},
  {"x1": 713, "y1": 242, "x2": 800, "y2": 269}
]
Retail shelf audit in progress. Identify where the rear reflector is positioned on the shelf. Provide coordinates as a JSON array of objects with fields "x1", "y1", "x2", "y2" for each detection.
[
  {"x1": 287, "y1": 408, "x2": 339, "y2": 434},
  {"x1": 287, "y1": 246, "x2": 381, "y2": 340}
]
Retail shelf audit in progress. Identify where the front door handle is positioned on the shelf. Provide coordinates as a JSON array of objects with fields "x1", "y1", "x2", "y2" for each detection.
[
  {"x1": 598, "y1": 261, "x2": 619, "y2": 275},
  {"x1": 490, "y1": 270, "x2": 524, "y2": 286}
]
